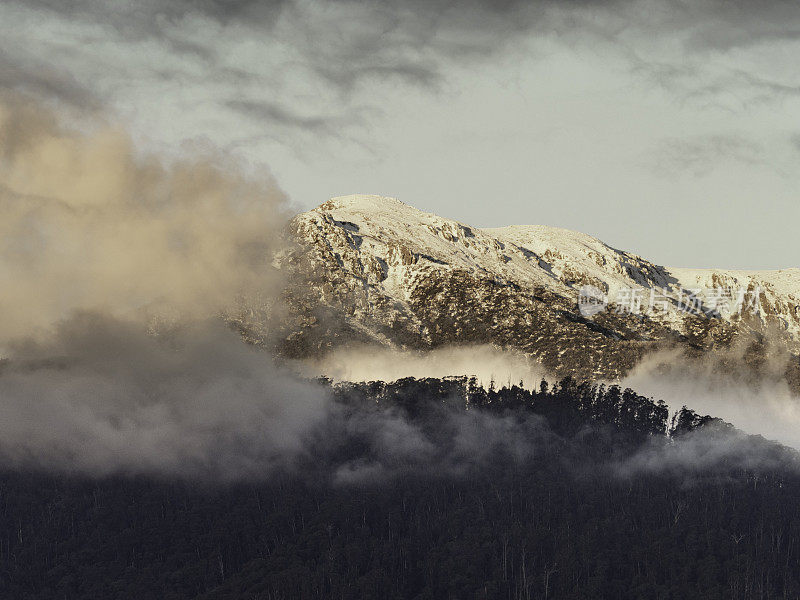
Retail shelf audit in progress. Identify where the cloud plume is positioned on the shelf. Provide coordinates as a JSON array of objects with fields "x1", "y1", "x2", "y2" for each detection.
[
  {"x1": 0, "y1": 94, "x2": 320, "y2": 479},
  {"x1": 0, "y1": 94, "x2": 289, "y2": 343}
]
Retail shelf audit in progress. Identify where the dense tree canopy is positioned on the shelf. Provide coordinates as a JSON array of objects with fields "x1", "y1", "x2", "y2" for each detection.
[{"x1": 0, "y1": 377, "x2": 797, "y2": 599}]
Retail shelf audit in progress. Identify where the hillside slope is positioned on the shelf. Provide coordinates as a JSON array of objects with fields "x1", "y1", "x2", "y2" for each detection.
[{"x1": 247, "y1": 194, "x2": 799, "y2": 382}]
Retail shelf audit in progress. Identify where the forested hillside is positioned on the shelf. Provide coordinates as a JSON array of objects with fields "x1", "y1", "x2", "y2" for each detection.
[{"x1": 0, "y1": 377, "x2": 797, "y2": 599}]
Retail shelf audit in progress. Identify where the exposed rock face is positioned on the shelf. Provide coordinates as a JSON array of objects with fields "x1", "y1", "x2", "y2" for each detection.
[{"x1": 241, "y1": 194, "x2": 800, "y2": 383}]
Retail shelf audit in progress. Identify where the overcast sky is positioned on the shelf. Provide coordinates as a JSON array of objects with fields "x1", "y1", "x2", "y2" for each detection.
[{"x1": 2, "y1": 0, "x2": 799, "y2": 269}]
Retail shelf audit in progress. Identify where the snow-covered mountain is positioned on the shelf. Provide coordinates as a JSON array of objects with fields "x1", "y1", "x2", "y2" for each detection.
[{"x1": 251, "y1": 194, "x2": 799, "y2": 383}]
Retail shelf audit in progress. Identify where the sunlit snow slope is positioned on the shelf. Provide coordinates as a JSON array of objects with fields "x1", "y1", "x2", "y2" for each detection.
[{"x1": 254, "y1": 195, "x2": 799, "y2": 383}]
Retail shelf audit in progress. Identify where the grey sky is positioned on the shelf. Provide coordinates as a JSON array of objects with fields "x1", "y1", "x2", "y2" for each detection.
[{"x1": 2, "y1": 0, "x2": 799, "y2": 269}]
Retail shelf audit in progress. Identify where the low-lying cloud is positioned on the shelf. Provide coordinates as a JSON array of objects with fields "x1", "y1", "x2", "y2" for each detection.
[
  {"x1": 326, "y1": 406, "x2": 551, "y2": 486},
  {"x1": 613, "y1": 422, "x2": 800, "y2": 480},
  {"x1": 297, "y1": 344, "x2": 546, "y2": 389},
  {"x1": 0, "y1": 314, "x2": 556, "y2": 482},
  {"x1": 0, "y1": 314, "x2": 329, "y2": 479},
  {"x1": 623, "y1": 346, "x2": 800, "y2": 450}
]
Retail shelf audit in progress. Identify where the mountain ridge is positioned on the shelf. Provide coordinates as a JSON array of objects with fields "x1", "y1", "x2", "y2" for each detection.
[{"x1": 251, "y1": 194, "x2": 800, "y2": 385}]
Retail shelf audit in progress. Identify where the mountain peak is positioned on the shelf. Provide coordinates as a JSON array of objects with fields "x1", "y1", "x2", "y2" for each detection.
[
  {"x1": 320, "y1": 194, "x2": 407, "y2": 212},
  {"x1": 270, "y1": 196, "x2": 800, "y2": 384}
]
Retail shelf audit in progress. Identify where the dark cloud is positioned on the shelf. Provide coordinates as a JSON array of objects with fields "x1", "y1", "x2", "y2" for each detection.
[
  {"x1": 680, "y1": 0, "x2": 800, "y2": 52},
  {"x1": 17, "y1": 0, "x2": 290, "y2": 37},
  {"x1": 5, "y1": 0, "x2": 800, "y2": 143},
  {"x1": 649, "y1": 134, "x2": 765, "y2": 178},
  {"x1": 0, "y1": 0, "x2": 561, "y2": 98},
  {"x1": 226, "y1": 99, "x2": 346, "y2": 135},
  {"x1": 10, "y1": 0, "x2": 800, "y2": 70},
  {"x1": 0, "y1": 50, "x2": 100, "y2": 109}
]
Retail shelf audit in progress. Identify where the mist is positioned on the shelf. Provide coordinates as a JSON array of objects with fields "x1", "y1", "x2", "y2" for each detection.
[
  {"x1": 613, "y1": 420, "x2": 800, "y2": 480},
  {"x1": 296, "y1": 344, "x2": 546, "y2": 389},
  {"x1": 623, "y1": 348, "x2": 800, "y2": 450},
  {"x1": 0, "y1": 314, "x2": 562, "y2": 482},
  {"x1": 0, "y1": 314, "x2": 331, "y2": 479}
]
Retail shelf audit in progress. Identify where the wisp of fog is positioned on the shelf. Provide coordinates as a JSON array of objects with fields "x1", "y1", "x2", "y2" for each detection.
[{"x1": 623, "y1": 348, "x2": 800, "y2": 450}]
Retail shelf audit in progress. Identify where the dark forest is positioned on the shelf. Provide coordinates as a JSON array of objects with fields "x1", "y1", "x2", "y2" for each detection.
[{"x1": 0, "y1": 377, "x2": 797, "y2": 599}]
